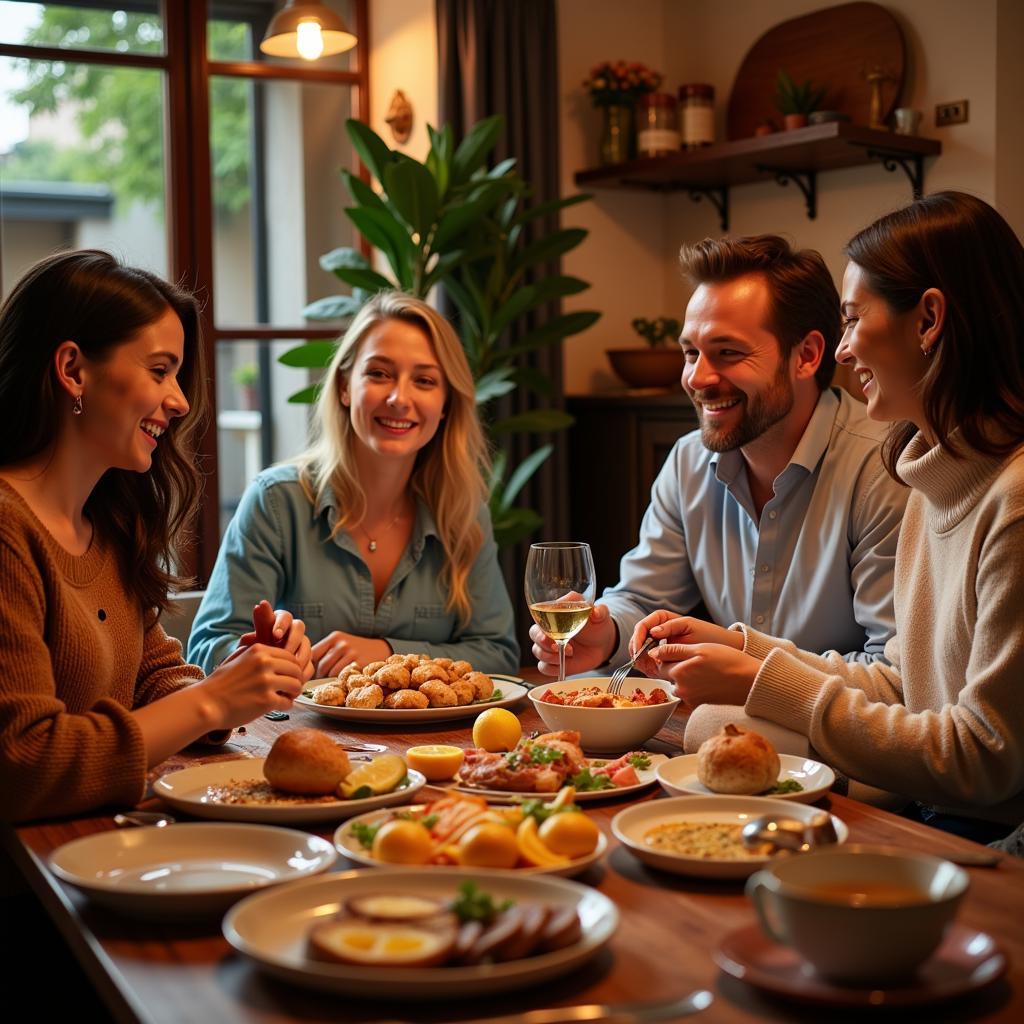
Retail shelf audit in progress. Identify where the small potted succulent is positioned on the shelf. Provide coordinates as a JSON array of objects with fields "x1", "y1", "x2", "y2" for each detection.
[
  {"x1": 606, "y1": 316, "x2": 684, "y2": 389},
  {"x1": 774, "y1": 69, "x2": 826, "y2": 130},
  {"x1": 232, "y1": 362, "x2": 259, "y2": 409}
]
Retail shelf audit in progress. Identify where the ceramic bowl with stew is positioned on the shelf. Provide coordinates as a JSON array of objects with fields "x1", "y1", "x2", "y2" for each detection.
[
  {"x1": 745, "y1": 844, "x2": 969, "y2": 983},
  {"x1": 528, "y1": 677, "x2": 680, "y2": 753}
]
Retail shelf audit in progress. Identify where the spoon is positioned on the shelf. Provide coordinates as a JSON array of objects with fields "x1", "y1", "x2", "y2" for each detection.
[
  {"x1": 741, "y1": 812, "x2": 837, "y2": 854},
  {"x1": 113, "y1": 811, "x2": 176, "y2": 828}
]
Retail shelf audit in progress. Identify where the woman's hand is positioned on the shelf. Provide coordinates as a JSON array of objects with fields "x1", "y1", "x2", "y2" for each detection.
[
  {"x1": 628, "y1": 611, "x2": 741, "y2": 677},
  {"x1": 311, "y1": 632, "x2": 392, "y2": 677},
  {"x1": 232, "y1": 600, "x2": 314, "y2": 681},
  {"x1": 199, "y1": 643, "x2": 306, "y2": 729},
  {"x1": 651, "y1": 642, "x2": 761, "y2": 710}
]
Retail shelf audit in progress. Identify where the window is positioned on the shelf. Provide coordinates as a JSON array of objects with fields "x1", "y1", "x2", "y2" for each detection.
[{"x1": 0, "y1": 0, "x2": 368, "y2": 579}]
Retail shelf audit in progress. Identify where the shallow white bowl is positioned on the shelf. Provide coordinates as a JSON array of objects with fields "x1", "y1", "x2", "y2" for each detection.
[
  {"x1": 528, "y1": 677, "x2": 680, "y2": 753},
  {"x1": 49, "y1": 823, "x2": 337, "y2": 919},
  {"x1": 657, "y1": 753, "x2": 836, "y2": 804}
]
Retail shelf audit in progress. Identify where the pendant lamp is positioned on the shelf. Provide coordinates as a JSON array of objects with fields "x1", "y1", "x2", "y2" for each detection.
[{"x1": 259, "y1": 2, "x2": 357, "y2": 61}]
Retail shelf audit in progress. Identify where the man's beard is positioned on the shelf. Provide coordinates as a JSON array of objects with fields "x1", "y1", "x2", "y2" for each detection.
[{"x1": 693, "y1": 363, "x2": 794, "y2": 452}]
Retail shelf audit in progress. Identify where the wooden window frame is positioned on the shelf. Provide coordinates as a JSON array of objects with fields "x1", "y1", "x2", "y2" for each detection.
[{"x1": 0, "y1": 0, "x2": 369, "y2": 581}]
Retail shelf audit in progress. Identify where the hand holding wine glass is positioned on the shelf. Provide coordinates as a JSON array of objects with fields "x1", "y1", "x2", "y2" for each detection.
[{"x1": 525, "y1": 542, "x2": 597, "y2": 682}]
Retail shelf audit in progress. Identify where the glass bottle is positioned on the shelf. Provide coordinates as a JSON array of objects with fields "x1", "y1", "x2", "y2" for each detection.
[
  {"x1": 679, "y1": 83, "x2": 715, "y2": 149},
  {"x1": 637, "y1": 93, "x2": 680, "y2": 157}
]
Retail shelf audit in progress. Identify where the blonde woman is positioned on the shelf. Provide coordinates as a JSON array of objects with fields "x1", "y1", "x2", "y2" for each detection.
[{"x1": 189, "y1": 292, "x2": 519, "y2": 676}]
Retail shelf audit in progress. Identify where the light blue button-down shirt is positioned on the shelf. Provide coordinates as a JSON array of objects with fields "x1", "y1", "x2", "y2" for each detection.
[
  {"x1": 601, "y1": 388, "x2": 907, "y2": 666},
  {"x1": 187, "y1": 464, "x2": 519, "y2": 674}
]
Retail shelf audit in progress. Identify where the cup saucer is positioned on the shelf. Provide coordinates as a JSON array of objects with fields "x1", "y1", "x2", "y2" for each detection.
[{"x1": 714, "y1": 923, "x2": 1007, "y2": 1007}]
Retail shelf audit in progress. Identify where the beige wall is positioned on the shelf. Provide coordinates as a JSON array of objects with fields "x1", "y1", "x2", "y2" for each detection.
[
  {"x1": 559, "y1": 0, "x2": 1016, "y2": 393},
  {"x1": 370, "y1": 0, "x2": 438, "y2": 163}
]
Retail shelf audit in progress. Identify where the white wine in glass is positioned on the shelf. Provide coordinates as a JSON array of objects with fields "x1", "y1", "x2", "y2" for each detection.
[{"x1": 525, "y1": 542, "x2": 597, "y2": 681}]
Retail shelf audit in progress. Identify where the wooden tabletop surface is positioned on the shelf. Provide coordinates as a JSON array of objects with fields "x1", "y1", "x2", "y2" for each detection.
[{"x1": 6, "y1": 673, "x2": 1023, "y2": 1024}]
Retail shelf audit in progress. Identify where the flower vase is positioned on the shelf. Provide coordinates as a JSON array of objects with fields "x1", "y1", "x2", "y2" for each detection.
[{"x1": 600, "y1": 104, "x2": 635, "y2": 165}]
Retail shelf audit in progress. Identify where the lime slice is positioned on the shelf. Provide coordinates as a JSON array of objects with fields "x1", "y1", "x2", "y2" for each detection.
[{"x1": 339, "y1": 753, "x2": 407, "y2": 799}]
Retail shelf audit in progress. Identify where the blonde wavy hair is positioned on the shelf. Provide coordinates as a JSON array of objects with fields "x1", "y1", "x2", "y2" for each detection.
[{"x1": 297, "y1": 291, "x2": 490, "y2": 623}]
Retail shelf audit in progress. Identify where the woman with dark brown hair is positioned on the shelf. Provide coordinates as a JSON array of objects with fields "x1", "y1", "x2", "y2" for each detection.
[
  {"x1": 0, "y1": 250, "x2": 312, "y2": 824},
  {"x1": 631, "y1": 193, "x2": 1024, "y2": 842}
]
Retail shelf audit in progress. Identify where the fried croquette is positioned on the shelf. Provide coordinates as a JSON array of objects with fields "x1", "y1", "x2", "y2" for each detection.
[
  {"x1": 383, "y1": 688, "x2": 430, "y2": 710},
  {"x1": 345, "y1": 683, "x2": 385, "y2": 709}
]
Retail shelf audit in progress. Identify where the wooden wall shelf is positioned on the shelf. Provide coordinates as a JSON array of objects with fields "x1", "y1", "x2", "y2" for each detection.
[{"x1": 573, "y1": 121, "x2": 941, "y2": 230}]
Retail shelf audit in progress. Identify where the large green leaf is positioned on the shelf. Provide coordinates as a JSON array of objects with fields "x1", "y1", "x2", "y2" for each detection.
[
  {"x1": 513, "y1": 228, "x2": 588, "y2": 273},
  {"x1": 488, "y1": 156, "x2": 517, "y2": 179},
  {"x1": 287, "y1": 383, "x2": 322, "y2": 404},
  {"x1": 488, "y1": 447, "x2": 508, "y2": 496},
  {"x1": 278, "y1": 341, "x2": 337, "y2": 368},
  {"x1": 346, "y1": 119, "x2": 393, "y2": 183},
  {"x1": 334, "y1": 266, "x2": 395, "y2": 292},
  {"x1": 383, "y1": 159, "x2": 439, "y2": 238},
  {"x1": 320, "y1": 247, "x2": 369, "y2": 273},
  {"x1": 345, "y1": 207, "x2": 414, "y2": 289},
  {"x1": 426, "y1": 123, "x2": 451, "y2": 200},
  {"x1": 474, "y1": 366, "x2": 517, "y2": 404},
  {"x1": 490, "y1": 409, "x2": 574, "y2": 435},
  {"x1": 490, "y1": 505, "x2": 544, "y2": 548},
  {"x1": 501, "y1": 443, "x2": 553, "y2": 510},
  {"x1": 451, "y1": 114, "x2": 503, "y2": 184},
  {"x1": 505, "y1": 311, "x2": 601, "y2": 357},
  {"x1": 302, "y1": 294, "x2": 364, "y2": 320},
  {"x1": 342, "y1": 170, "x2": 389, "y2": 213},
  {"x1": 422, "y1": 250, "x2": 467, "y2": 292}
]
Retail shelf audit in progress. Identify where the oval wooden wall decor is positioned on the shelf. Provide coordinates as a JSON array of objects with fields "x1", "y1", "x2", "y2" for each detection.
[{"x1": 726, "y1": 1, "x2": 906, "y2": 140}]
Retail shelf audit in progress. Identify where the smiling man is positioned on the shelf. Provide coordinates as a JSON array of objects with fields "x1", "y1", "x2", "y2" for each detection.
[{"x1": 532, "y1": 234, "x2": 908, "y2": 676}]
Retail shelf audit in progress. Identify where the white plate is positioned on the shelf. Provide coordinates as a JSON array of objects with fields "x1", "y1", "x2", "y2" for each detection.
[
  {"x1": 452, "y1": 753, "x2": 671, "y2": 803},
  {"x1": 334, "y1": 804, "x2": 607, "y2": 878},
  {"x1": 153, "y1": 759, "x2": 426, "y2": 824},
  {"x1": 611, "y1": 796, "x2": 848, "y2": 880},
  {"x1": 296, "y1": 675, "x2": 527, "y2": 723},
  {"x1": 656, "y1": 754, "x2": 836, "y2": 804},
  {"x1": 49, "y1": 823, "x2": 337, "y2": 919},
  {"x1": 222, "y1": 867, "x2": 618, "y2": 999}
]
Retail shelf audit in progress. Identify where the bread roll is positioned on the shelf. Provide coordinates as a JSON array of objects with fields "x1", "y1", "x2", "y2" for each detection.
[
  {"x1": 696, "y1": 724, "x2": 780, "y2": 794},
  {"x1": 264, "y1": 728, "x2": 351, "y2": 794}
]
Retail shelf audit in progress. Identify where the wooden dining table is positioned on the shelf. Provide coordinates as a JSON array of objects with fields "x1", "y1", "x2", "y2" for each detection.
[{"x1": 5, "y1": 671, "x2": 1023, "y2": 1024}]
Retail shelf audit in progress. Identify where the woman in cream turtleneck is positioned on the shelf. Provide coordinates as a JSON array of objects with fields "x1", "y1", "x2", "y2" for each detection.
[{"x1": 631, "y1": 192, "x2": 1024, "y2": 843}]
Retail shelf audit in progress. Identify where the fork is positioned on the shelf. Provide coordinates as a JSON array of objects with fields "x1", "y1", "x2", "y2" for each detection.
[{"x1": 608, "y1": 635, "x2": 656, "y2": 695}]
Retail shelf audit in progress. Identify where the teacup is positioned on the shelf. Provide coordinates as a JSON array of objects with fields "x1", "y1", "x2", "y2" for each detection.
[{"x1": 745, "y1": 845, "x2": 968, "y2": 984}]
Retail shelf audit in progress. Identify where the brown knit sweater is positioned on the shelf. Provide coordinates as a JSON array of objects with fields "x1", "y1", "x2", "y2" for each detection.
[{"x1": 0, "y1": 479, "x2": 203, "y2": 823}]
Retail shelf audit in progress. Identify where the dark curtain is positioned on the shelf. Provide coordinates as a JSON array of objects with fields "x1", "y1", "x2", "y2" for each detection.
[{"x1": 436, "y1": 0, "x2": 569, "y2": 659}]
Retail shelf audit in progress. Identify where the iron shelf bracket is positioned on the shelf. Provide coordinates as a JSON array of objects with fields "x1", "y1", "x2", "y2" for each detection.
[
  {"x1": 756, "y1": 165, "x2": 818, "y2": 220},
  {"x1": 866, "y1": 149, "x2": 925, "y2": 198},
  {"x1": 688, "y1": 186, "x2": 729, "y2": 232}
]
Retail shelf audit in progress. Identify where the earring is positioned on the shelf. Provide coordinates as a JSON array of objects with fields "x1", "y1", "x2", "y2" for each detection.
[{"x1": 72, "y1": 394, "x2": 83, "y2": 415}]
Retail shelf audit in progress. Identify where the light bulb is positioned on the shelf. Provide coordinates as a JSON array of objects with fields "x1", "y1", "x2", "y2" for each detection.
[{"x1": 295, "y1": 20, "x2": 324, "y2": 61}]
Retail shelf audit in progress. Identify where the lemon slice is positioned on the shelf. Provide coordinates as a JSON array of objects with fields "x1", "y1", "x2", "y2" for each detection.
[
  {"x1": 406, "y1": 744, "x2": 464, "y2": 781},
  {"x1": 339, "y1": 753, "x2": 407, "y2": 798}
]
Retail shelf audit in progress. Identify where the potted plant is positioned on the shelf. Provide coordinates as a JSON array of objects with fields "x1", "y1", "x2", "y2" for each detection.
[
  {"x1": 774, "y1": 69, "x2": 826, "y2": 130},
  {"x1": 606, "y1": 316, "x2": 683, "y2": 389},
  {"x1": 232, "y1": 362, "x2": 259, "y2": 409},
  {"x1": 583, "y1": 60, "x2": 663, "y2": 165},
  {"x1": 279, "y1": 115, "x2": 599, "y2": 547}
]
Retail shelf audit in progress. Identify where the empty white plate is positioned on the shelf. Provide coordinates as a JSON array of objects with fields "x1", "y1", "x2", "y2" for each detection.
[
  {"x1": 656, "y1": 753, "x2": 835, "y2": 804},
  {"x1": 49, "y1": 822, "x2": 337, "y2": 919}
]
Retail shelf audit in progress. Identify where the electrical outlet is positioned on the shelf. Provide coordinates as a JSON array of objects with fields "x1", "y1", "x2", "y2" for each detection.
[{"x1": 935, "y1": 100, "x2": 969, "y2": 126}]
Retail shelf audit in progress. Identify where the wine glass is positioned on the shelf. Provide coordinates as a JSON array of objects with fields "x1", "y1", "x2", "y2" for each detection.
[{"x1": 525, "y1": 542, "x2": 597, "y2": 682}]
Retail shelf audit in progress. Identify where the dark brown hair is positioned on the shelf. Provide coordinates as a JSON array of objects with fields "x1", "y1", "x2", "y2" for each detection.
[
  {"x1": 679, "y1": 234, "x2": 840, "y2": 390},
  {"x1": 845, "y1": 192, "x2": 1024, "y2": 477},
  {"x1": 0, "y1": 250, "x2": 208, "y2": 614}
]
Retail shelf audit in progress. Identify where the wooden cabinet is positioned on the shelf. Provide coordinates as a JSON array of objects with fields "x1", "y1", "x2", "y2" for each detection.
[{"x1": 566, "y1": 392, "x2": 698, "y2": 592}]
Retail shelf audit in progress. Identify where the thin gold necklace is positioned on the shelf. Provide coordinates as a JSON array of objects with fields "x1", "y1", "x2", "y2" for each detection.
[{"x1": 358, "y1": 509, "x2": 406, "y2": 553}]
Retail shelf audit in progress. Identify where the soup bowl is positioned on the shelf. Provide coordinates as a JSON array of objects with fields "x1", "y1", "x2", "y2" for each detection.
[{"x1": 745, "y1": 844, "x2": 969, "y2": 983}]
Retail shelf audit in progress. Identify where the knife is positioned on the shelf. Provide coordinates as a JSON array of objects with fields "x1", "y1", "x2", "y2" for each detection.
[{"x1": 370, "y1": 989, "x2": 713, "y2": 1024}]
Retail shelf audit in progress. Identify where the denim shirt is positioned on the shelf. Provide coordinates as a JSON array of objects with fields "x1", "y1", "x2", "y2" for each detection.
[
  {"x1": 601, "y1": 388, "x2": 907, "y2": 666},
  {"x1": 187, "y1": 464, "x2": 519, "y2": 674}
]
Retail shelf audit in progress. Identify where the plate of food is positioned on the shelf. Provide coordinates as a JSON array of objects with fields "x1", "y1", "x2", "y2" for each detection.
[
  {"x1": 659, "y1": 723, "x2": 835, "y2": 804},
  {"x1": 611, "y1": 796, "x2": 848, "y2": 880},
  {"x1": 452, "y1": 730, "x2": 669, "y2": 802},
  {"x1": 154, "y1": 730, "x2": 425, "y2": 824},
  {"x1": 49, "y1": 823, "x2": 337, "y2": 920},
  {"x1": 657, "y1": 753, "x2": 835, "y2": 804},
  {"x1": 334, "y1": 789, "x2": 607, "y2": 878},
  {"x1": 297, "y1": 653, "x2": 526, "y2": 723},
  {"x1": 222, "y1": 868, "x2": 618, "y2": 998}
]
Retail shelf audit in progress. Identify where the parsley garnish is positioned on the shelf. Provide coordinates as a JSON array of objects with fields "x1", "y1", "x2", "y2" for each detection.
[
  {"x1": 770, "y1": 779, "x2": 804, "y2": 794},
  {"x1": 449, "y1": 881, "x2": 514, "y2": 924},
  {"x1": 571, "y1": 766, "x2": 616, "y2": 791},
  {"x1": 627, "y1": 752, "x2": 652, "y2": 771},
  {"x1": 350, "y1": 821, "x2": 382, "y2": 849}
]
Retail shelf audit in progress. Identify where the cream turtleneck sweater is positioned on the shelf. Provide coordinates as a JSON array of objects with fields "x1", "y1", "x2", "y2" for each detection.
[{"x1": 740, "y1": 432, "x2": 1024, "y2": 825}]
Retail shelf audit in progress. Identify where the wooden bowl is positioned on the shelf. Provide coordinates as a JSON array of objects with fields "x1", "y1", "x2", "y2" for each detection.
[{"x1": 606, "y1": 348, "x2": 684, "y2": 389}]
